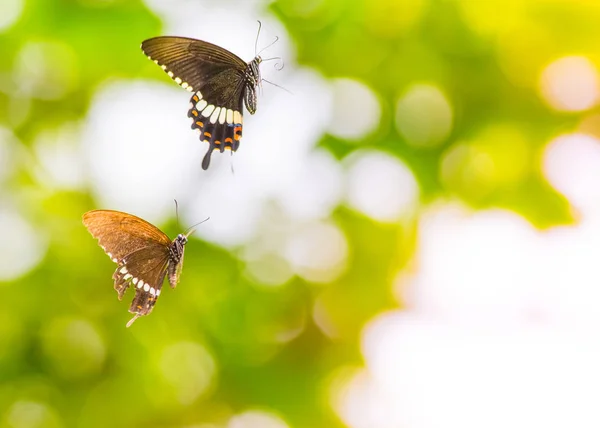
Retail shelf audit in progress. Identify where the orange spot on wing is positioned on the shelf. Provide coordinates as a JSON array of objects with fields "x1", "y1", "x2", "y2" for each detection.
[
  {"x1": 233, "y1": 126, "x2": 242, "y2": 141},
  {"x1": 191, "y1": 110, "x2": 198, "y2": 117},
  {"x1": 214, "y1": 140, "x2": 221, "y2": 145},
  {"x1": 225, "y1": 137, "x2": 233, "y2": 143},
  {"x1": 204, "y1": 132, "x2": 212, "y2": 138},
  {"x1": 195, "y1": 121, "x2": 204, "y2": 127},
  {"x1": 192, "y1": 95, "x2": 199, "y2": 102}
]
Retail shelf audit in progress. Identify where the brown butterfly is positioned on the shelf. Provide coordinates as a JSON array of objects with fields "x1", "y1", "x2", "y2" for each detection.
[{"x1": 82, "y1": 210, "x2": 194, "y2": 327}]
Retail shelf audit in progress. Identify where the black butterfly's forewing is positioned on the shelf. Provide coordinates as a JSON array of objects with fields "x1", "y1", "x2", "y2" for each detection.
[
  {"x1": 141, "y1": 37, "x2": 251, "y2": 169},
  {"x1": 141, "y1": 36, "x2": 247, "y2": 91},
  {"x1": 82, "y1": 210, "x2": 173, "y2": 327}
]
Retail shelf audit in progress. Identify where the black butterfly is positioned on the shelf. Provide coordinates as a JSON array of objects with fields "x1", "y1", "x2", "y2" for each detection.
[
  {"x1": 82, "y1": 210, "x2": 192, "y2": 327},
  {"x1": 141, "y1": 36, "x2": 263, "y2": 170}
]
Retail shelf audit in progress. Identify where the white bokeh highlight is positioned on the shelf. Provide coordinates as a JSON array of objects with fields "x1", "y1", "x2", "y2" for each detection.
[
  {"x1": 284, "y1": 220, "x2": 348, "y2": 283},
  {"x1": 327, "y1": 78, "x2": 381, "y2": 140},
  {"x1": 41, "y1": 317, "x2": 107, "y2": 380},
  {"x1": 244, "y1": 252, "x2": 294, "y2": 287},
  {"x1": 0, "y1": 0, "x2": 23, "y2": 32},
  {"x1": 396, "y1": 83, "x2": 453, "y2": 148},
  {"x1": 344, "y1": 150, "x2": 420, "y2": 222},
  {"x1": 334, "y1": 173, "x2": 600, "y2": 428},
  {"x1": 228, "y1": 410, "x2": 289, "y2": 428},
  {"x1": 333, "y1": 368, "x2": 403, "y2": 428},
  {"x1": 14, "y1": 41, "x2": 78, "y2": 100},
  {"x1": 0, "y1": 126, "x2": 21, "y2": 184},
  {"x1": 404, "y1": 205, "x2": 537, "y2": 324},
  {"x1": 333, "y1": 202, "x2": 600, "y2": 427},
  {"x1": 333, "y1": 127, "x2": 600, "y2": 427},
  {"x1": 275, "y1": 149, "x2": 344, "y2": 221},
  {"x1": 543, "y1": 133, "x2": 600, "y2": 213},
  {"x1": 6, "y1": 401, "x2": 62, "y2": 428},
  {"x1": 82, "y1": 80, "x2": 202, "y2": 224},
  {"x1": 159, "y1": 341, "x2": 216, "y2": 405},
  {"x1": 0, "y1": 208, "x2": 47, "y2": 281},
  {"x1": 540, "y1": 56, "x2": 599, "y2": 112},
  {"x1": 338, "y1": 312, "x2": 600, "y2": 428},
  {"x1": 33, "y1": 123, "x2": 86, "y2": 190}
]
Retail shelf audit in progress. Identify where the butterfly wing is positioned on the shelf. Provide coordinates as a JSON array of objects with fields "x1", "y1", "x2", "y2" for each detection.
[
  {"x1": 141, "y1": 36, "x2": 249, "y2": 170},
  {"x1": 82, "y1": 210, "x2": 173, "y2": 326},
  {"x1": 82, "y1": 210, "x2": 171, "y2": 262},
  {"x1": 141, "y1": 36, "x2": 247, "y2": 92},
  {"x1": 115, "y1": 245, "x2": 170, "y2": 326}
]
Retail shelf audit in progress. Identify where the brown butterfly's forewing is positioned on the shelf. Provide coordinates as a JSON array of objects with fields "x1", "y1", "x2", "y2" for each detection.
[
  {"x1": 82, "y1": 210, "x2": 171, "y2": 261},
  {"x1": 82, "y1": 210, "x2": 185, "y2": 327}
]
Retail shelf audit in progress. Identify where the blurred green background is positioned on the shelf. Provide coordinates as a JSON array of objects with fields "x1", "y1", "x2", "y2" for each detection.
[{"x1": 1, "y1": 0, "x2": 598, "y2": 427}]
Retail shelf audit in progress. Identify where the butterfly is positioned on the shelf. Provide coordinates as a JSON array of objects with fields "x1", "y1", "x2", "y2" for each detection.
[
  {"x1": 141, "y1": 36, "x2": 263, "y2": 170},
  {"x1": 82, "y1": 210, "x2": 193, "y2": 327}
]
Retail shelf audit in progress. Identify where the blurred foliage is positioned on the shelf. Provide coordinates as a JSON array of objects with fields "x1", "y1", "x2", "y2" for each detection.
[{"x1": 0, "y1": 0, "x2": 598, "y2": 427}]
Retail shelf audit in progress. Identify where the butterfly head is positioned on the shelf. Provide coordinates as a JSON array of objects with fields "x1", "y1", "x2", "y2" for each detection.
[{"x1": 177, "y1": 226, "x2": 196, "y2": 244}]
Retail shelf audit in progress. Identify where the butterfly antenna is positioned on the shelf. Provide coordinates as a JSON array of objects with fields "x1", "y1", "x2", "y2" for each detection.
[
  {"x1": 257, "y1": 36, "x2": 279, "y2": 57},
  {"x1": 255, "y1": 20, "x2": 262, "y2": 57},
  {"x1": 261, "y1": 56, "x2": 285, "y2": 71},
  {"x1": 184, "y1": 217, "x2": 210, "y2": 238},
  {"x1": 174, "y1": 199, "x2": 181, "y2": 230},
  {"x1": 262, "y1": 78, "x2": 293, "y2": 95}
]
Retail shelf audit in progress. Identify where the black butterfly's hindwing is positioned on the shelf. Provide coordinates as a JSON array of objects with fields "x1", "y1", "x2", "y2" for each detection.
[
  {"x1": 188, "y1": 90, "x2": 244, "y2": 169},
  {"x1": 141, "y1": 36, "x2": 262, "y2": 170},
  {"x1": 82, "y1": 210, "x2": 188, "y2": 327}
]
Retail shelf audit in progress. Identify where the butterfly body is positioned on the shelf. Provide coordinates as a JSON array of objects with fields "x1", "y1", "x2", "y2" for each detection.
[
  {"x1": 141, "y1": 36, "x2": 263, "y2": 169},
  {"x1": 82, "y1": 210, "x2": 189, "y2": 327},
  {"x1": 168, "y1": 233, "x2": 187, "y2": 286}
]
